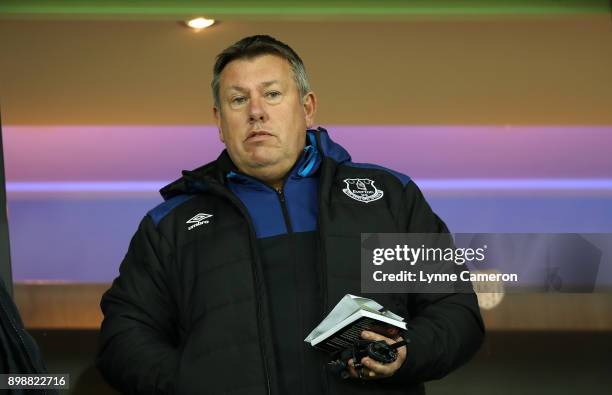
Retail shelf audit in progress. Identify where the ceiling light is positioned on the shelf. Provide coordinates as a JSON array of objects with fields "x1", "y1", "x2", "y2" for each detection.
[{"x1": 186, "y1": 17, "x2": 215, "y2": 30}]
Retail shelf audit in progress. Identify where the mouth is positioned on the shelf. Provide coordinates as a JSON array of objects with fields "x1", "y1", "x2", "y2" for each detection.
[{"x1": 245, "y1": 130, "x2": 274, "y2": 142}]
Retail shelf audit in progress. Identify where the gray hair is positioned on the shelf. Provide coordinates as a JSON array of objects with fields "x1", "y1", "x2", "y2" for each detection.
[{"x1": 211, "y1": 35, "x2": 311, "y2": 108}]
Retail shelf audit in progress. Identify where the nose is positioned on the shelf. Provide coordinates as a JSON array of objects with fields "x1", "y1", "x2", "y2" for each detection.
[{"x1": 248, "y1": 95, "x2": 268, "y2": 124}]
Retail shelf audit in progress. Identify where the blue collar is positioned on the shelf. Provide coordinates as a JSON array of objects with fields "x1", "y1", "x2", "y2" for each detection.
[
  {"x1": 224, "y1": 131, "x2": 321, "y2": 238},
  {"x1": 226, "y1": 130, "x2": 321, "y2": 186}
]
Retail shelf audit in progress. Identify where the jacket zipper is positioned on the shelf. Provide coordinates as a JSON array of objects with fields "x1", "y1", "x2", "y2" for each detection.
[
  {"x1": 228, "y1": 170, "x2": 295, "y2": 235},
  {"x1": 275, "y1": 188, "x2": 293, "y2": 234},
  {"x1": 204, "y1": 182, "x2": 273, "y2": 395},
  {"x1": 275, "y1": 186, "x2": 311, "y2": 394},
  {"x1": 189, "y1": 148, "x2": 314, "y2": 394},
  {"x1": 228, "y1": 179, "x2": 295, "y2": 394}
]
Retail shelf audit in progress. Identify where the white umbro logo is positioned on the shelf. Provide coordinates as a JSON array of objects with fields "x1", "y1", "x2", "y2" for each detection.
[{"x1": 186, "y1": 213, "x2": 213, "y2": 230}]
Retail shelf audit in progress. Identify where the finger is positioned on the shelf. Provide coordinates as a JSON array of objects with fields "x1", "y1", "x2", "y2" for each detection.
[
  {"x1": 361, "y1": 330, "x2": 394, "y2": 345},
  {"x1": 358, "y1": 366, "x2": 377, "y2": 380},
  {"x1": 348, "y1": 359, "x2": 379, "y2": 380},
  {"x1": 347, "y1": 359, "x2": 359, "y2": 378},
  {"x1": 361, "y1": 357, "x2": 395, "y2": 377},
  {"x1": 358, "y1": 364, "x2": 382, "y2": 380},
  {"x1": 362, "y1": 331, "x2": 408, "y2": 361}
]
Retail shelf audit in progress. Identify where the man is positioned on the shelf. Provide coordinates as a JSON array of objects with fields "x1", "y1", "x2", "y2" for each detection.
[{"x1": 97, "y1": 35, "x2": 484, "y2": 394}]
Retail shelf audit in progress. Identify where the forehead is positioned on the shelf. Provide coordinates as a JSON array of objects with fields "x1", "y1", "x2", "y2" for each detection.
[{"x1": 219, "y1": 54, "x2": 293, "y2": 90}]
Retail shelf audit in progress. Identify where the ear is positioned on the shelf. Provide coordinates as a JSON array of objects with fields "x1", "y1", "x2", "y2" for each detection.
[
  {"x1": 213, "y1": 106, "x2": 225, "y2": 143},
  {"x1": 302, "y1": 92, "x2": 317, "y2": 128}
]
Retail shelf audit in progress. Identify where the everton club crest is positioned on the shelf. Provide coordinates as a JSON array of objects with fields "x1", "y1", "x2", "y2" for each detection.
[{"x1": 342, "y1": 178, "x2": 384, "y2": 203}]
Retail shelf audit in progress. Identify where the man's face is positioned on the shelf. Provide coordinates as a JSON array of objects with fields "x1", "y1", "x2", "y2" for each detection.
[{"x1": 214, "y1": 54, "x2": 316, "y2": 185}]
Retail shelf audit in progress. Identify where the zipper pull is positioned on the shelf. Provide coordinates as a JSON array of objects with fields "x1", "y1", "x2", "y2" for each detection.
[{"x1": 276, "y1": 188, "x2": 285, "y2": 202}]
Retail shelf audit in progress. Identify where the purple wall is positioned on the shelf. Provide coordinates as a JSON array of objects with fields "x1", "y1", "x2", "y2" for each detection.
[
  {"x1": 4, "y1": 125, "x2": 612, "y2": 282},
  {"x1": 5, "y1": 125, "x2": 612, "y2": 181}
]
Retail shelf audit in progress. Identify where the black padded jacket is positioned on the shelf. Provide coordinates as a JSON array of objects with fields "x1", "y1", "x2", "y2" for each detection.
[{"x1": 96, "y1": 128, "x2": 485, "y2": 394}]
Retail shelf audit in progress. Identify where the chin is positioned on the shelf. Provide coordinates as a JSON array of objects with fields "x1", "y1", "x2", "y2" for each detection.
[
  {"x1": 248, "y1": 148, "x2": 280, "y2": 165},
  {"x1": 249, "y1": 157, "x2": 279, "y2": 169}
]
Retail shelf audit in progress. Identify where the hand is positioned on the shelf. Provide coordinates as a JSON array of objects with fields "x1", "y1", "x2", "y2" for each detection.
[{"x1": 347, "y1": 330, "x2": 407, "y2": 380}]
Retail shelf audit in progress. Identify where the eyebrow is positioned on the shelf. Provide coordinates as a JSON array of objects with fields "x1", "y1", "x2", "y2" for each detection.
[{"x1": 227, "y1": 80, "x2": 281, "y2": 92}]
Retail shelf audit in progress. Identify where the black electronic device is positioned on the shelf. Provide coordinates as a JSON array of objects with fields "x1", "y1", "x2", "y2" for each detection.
[{"x1": 328, "y1": 338, "x2": 409, "y2": 379}]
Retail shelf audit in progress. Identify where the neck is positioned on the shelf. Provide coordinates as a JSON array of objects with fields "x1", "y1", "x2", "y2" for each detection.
[
  {"x1": 234, "y1": 165, "x2": 288, "y2": 191},
  {"x1": 269, "y1": 179, "x2": 284, "y2": 192},
  {"x1": 251, "y1": 171, "x2": 285, "y2": 191},
  {"x1": 236, "y1": 160, "x2": 296, "y2": 192}
]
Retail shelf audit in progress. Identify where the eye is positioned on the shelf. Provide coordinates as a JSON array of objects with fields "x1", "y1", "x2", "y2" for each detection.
[
  {"x1": 231, "y1": 96, "x2": 247, "y2": 105},
  {"x1": 265, "y1": 91, "x2": 282, "y2": 99}
]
